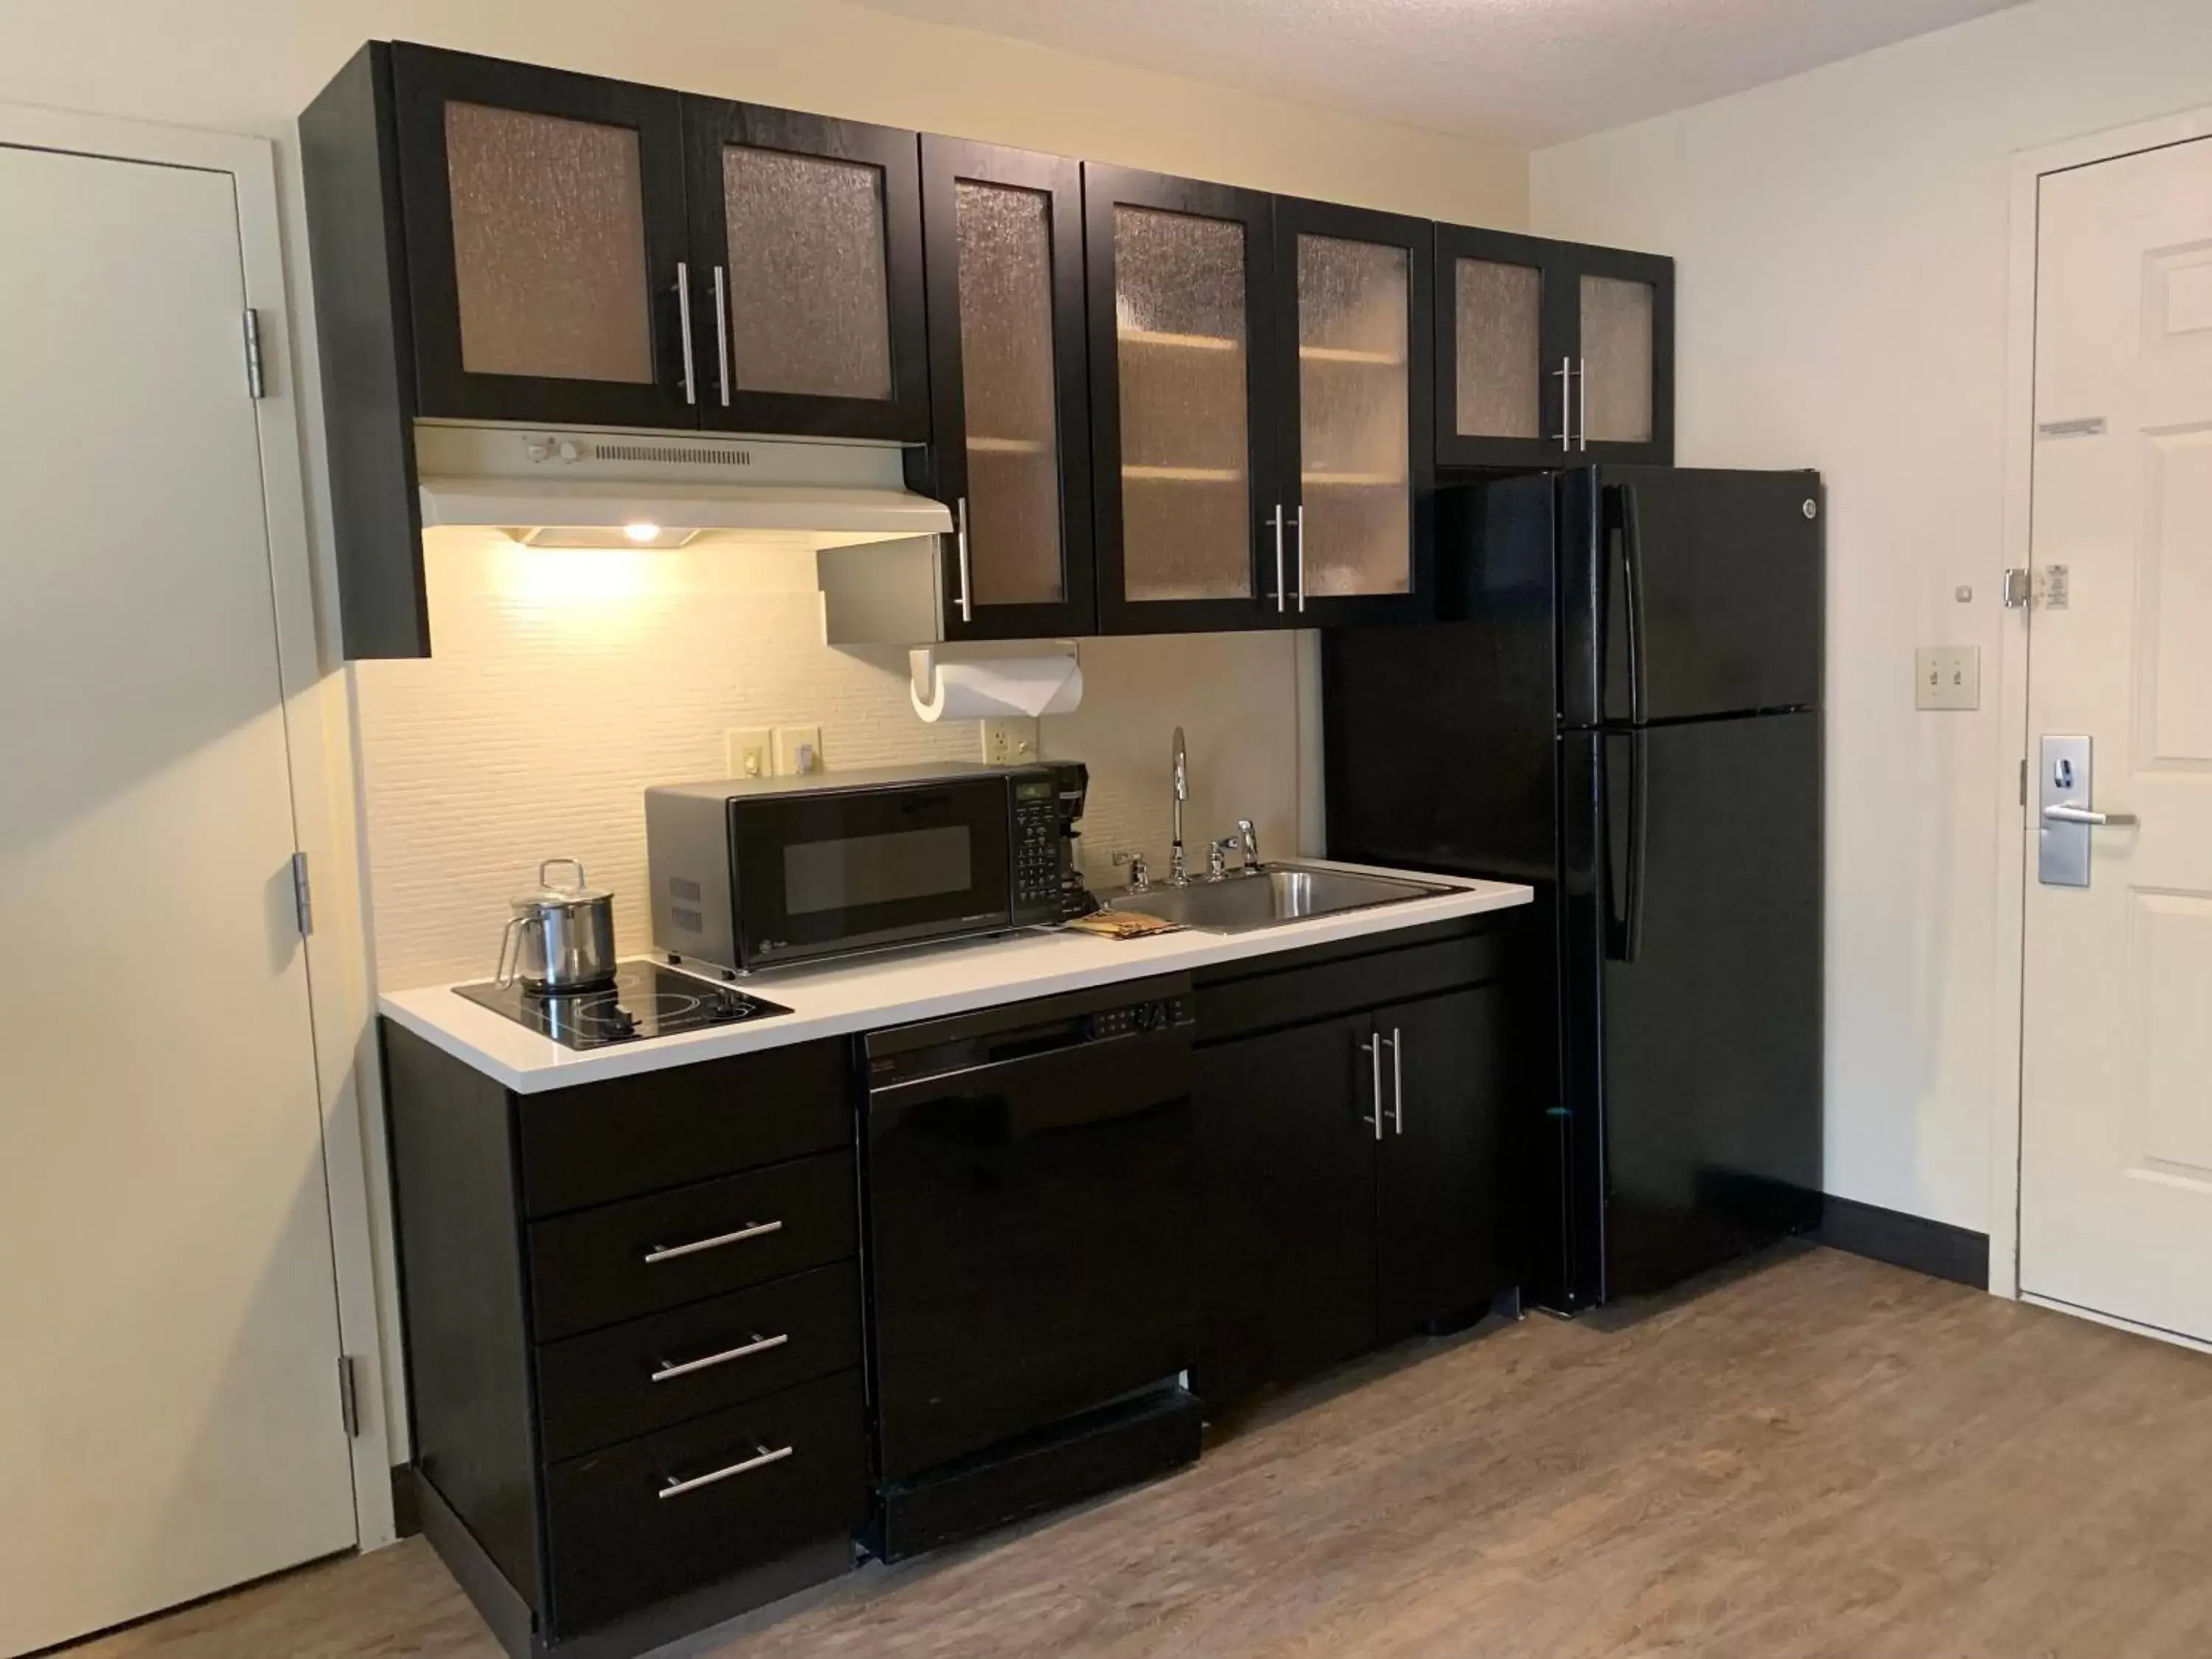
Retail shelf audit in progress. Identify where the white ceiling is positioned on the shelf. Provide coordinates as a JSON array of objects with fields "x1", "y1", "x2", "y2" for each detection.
[{"x1": 847, "y1": 0, "x2": 2027, "y2": 147}]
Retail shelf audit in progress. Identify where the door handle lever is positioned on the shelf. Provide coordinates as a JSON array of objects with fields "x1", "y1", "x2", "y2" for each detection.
[{"x1": 2042, "y1": 803, "x2": 2137, "y2": 827}]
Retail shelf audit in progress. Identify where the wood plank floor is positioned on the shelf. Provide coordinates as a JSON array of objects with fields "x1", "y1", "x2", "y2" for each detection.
[{"x1": 64, "y1": 1247, "x2": 2212, "y2": 1658}]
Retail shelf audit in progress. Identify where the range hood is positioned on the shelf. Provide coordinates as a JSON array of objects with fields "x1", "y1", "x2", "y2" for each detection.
[{"x1": 414, "y1": 422, "x2": 952, "y2": 549}]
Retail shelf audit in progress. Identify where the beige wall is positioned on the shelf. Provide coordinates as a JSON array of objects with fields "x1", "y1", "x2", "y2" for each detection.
[{"x1": 1531, "y1": 0, "x2": 2212, "y2": 1237}]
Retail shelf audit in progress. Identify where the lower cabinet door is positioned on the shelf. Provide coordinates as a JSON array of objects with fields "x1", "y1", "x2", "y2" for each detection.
[
  {"x1": 1375, "y1": 985, "x2": 1512, "y2": 1340},
  {"x1": 1194, "y1": 1014, "x2": 1379, "y2": 1406},
  {"x1": 543, "y1": 1369, "x2": 867, "y2": 1635}
]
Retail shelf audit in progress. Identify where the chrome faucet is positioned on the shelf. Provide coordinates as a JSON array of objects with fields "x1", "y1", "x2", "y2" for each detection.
[
  {"x1": 1236, "y1": 818, "x2": 1259, "y2": 872},
  {"x1": 1169, "y1": 726, "x2": 1189, "y2": 886}
]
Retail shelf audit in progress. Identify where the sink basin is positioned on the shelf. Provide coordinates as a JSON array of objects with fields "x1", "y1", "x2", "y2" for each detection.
[{"x1": 1102, "y1": 863, "x2": 1453, "y2": 933}]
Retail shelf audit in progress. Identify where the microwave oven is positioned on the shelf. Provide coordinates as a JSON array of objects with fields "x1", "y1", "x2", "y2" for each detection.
[{"x1": 644, "y1": 762, "x2": 1079, "y2": 975}]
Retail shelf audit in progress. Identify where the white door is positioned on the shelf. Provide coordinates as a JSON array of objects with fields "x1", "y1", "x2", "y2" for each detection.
[
  {"x1": 2020, "y1": 135, "x2": 2212, "y2": 1346},
  {"x1": 0, "y1": 143, "x2": 357, "y2": 1653}
]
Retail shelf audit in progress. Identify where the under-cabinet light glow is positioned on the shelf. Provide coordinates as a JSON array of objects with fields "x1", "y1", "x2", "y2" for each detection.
[{"x1": 622, "y1": 521, "x2": 661, "y2": 543}]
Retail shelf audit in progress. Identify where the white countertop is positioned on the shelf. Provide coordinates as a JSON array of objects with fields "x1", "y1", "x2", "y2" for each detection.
[{"x1": 378, "y1": 862, "x2": 1532, "y2": 1093}]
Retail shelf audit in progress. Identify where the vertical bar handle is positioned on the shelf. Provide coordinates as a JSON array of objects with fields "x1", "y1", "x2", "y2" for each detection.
[
  {"x1": 1578, "y1": 355, "x2": 1588, "y2": 453},
  {"x1": 1271, "y1": 504, "x2": 1287, "y2": 614},
  {"x1": 1293, "y1": 505, "x2": 1306, "y2": 614},
  {"x1": 954, "y1": 496, "x2": 973, "y2": 623},
  {"x1": 1618, "y1": 485, "x2": 1648, "y2": 728},
  {"x1": 712, "y1": 265, "x2": 731, "y2": 407},
  {"x1": 675, "y1": 261, "x2": 697, "y2": 406},
  {"x1": 1388, "y1": 1026, "x2": 1404, "y2": 1135},
  {"x1": 1360, "y1": 1035, "x2": 1382, "y2": 1139},
  {"x1": 1554, "y1": 357, "x2": 1573, "y2": 452}
]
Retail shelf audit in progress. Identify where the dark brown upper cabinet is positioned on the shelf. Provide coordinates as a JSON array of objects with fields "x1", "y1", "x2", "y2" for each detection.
[
  {"x1": 916, "y1": 137, "x2": 1093, "y2": 640},
  {"x1": 388, "y1": 45, "x2": 695, "y2": 431},
  {"x1": 1085, "y1": 164, "x2": 1286, "y2": 636},
  {"x1": 1270, "y1": 196, "x2": 1436, "y2": 627},
  {"x1": 1435, "y1": 223, "x2": 1673, "y2": 470},
  {"x1": 684, "y1": 102, "x2": 929, "y2": 442}
]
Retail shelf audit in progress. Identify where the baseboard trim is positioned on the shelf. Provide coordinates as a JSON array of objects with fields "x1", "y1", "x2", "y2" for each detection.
[
  {"x1": 390, "y1": 1464, "x2": 421, "y2": 1540},
  {"x1": 1820, "y1": 1195, "x2": 1989, "y2": 1290}
]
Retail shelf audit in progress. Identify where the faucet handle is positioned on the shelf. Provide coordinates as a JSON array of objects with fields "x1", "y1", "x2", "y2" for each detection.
[
  {"x1": 1234, "y1": 818, "x2": 1259, "y2": 870},
  {"x1": 1114, "y1": 849, "x2": 1151, "y2": 891},
  {"x1": 1208, "y1": 838, "x2": 1237, "y2": 880}
]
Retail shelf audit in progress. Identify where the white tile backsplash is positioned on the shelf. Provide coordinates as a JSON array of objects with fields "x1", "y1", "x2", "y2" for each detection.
[{"x1": 355, "y1": 532, "x2": 1303, "y2": 988}]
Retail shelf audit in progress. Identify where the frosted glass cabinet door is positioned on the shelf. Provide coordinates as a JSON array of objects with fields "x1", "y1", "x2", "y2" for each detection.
[
  {"x1": 1280, "y1": 198, "x2": 1434, "y2": 622},
  {"x1": 1431, "y1": 222, "x2": 1570, "y2": 469},
  {"x1": 685, "y1": 100, "x2": 930, "y2": 442},
  {"x1": 389, "y1": 46, "x2": 692, "y2": 425},
  {"x1": 1085, "y1": 165, "x2": 1279, "y2": 633},
  {"x1": 1562, "y1": 244, "x2": 1673, "y2": 461},
  {"x1": 919, "y1": 137, "x2": 1093, "y2": 639}
]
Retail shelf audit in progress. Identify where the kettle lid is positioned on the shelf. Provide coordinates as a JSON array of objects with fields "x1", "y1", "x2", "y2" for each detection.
[{"x1": 515, "y1": 856, "x2": 610, "y2": 906}]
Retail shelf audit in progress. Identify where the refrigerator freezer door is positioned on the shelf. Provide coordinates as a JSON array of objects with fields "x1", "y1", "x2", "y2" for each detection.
[
  {"x1": 1562, "y1": 711, "x2": 1823, "y2": 1304},
  {"x1": 1562, "y1": 467, "x2": 1823, "y2": 728}
]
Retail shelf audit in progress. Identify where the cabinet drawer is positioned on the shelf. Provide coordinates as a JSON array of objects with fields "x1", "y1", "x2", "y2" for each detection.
[
  {"x1": 536, "y1": 1262, "x2": 862, "y2": 1461},
  {"x1": 528, "y1": 1151, "x2": 856, "y2": 1341},
  {"x1": 518, "y1": 1039, "x2": 851, "y2": 1218},
  {"x1": 543, "y1": 1370, "x2": 868, "y2": 1636}
]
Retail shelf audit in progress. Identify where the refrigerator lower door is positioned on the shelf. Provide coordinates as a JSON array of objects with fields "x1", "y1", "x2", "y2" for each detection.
[{"x1": 1564, "y1": 712, "x2": 1823, "y2": 1305}]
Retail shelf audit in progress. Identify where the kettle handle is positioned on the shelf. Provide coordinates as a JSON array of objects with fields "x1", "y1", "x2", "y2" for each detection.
[
  {"x1": 538, "y1": 857, "x2": 587, "y2": 890},
  {"x1": 494, "y1": 912, "x2": 541, "y2": 988}
]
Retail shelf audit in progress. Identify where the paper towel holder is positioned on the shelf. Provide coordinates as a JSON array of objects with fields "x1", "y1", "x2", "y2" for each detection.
[{"x1": 908, "y1": 641, "x2": 1081, "y2": 703}]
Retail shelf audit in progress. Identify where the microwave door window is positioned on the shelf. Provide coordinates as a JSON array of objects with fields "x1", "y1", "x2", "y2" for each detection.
[{"x1": 785, "y1": 826, "x2": 973, "y2": 914}]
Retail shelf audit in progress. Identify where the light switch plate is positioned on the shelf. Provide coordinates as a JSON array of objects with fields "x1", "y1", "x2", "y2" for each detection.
[
  {"x1": 1916, "y1": 646, "x2": 1980, "y2": 711},
  {"x1": 773, "y1": 725, "x2": 824, "y2": 776},
  {"x1": 980, "y1": 717, "x2": 1040, "y2": 767},
  {"x1": 726, "y1": 728, "x2": 771, "y2": 779}
]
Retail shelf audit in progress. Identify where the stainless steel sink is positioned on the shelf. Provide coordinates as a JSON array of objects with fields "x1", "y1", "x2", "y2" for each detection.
[{"x1": 1101, "y1": 863, "x2": 1453, "y2": 933}]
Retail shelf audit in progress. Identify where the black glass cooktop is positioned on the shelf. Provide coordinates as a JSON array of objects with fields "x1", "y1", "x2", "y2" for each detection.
[{"x1": 453, "y1": 961, "x2": 792, "y2": 1050}]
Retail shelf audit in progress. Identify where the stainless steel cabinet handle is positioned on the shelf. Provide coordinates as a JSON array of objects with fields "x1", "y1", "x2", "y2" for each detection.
[
  {"x1": 1293, "y1": 504, "x2": 1306, "y2": 614},
  {"x1": 657, "y1": 1442, "x2": 793, "y2": 1500},
  {"x1": 954, "y1": 495, "x2": 973, "y2": 623},
  {"x1": 712, "y1": 264, "x2": 731, "y2": 408},
  {"x1": 1578, "y1": 355, "x2": 1588, "y2": 453},
  {"x1": 1388, "y1": 1025, "x2": 1404, "y2": 1135},
  {"x1": 675, "y1": 260, "x2": 697, "y2": 406},
  {"x1": 1554, "y1": 357, "x2": 1573, "y2": 452},
  {"x1": 1360, "y1": 1036, "x2": 1382, "y2": 1140},
  {"x1": 650, "y1": 1331, "x2": 789, "y2": 1384},
  {"x1": 1271, "y1": 504, "x2": 1287, "y2": 614},
  {"x1": 2042, "y1": 803, "x2": 2138, "y2": 827},
  {"x1": 642, "y1": 1218, "x2": 782, "y2": 1265}
]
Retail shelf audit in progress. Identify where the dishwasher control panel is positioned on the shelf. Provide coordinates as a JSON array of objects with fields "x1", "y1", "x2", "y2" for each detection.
[{"x1": 1088, "y1": 995, "x2": 1190, "y2": 1040}]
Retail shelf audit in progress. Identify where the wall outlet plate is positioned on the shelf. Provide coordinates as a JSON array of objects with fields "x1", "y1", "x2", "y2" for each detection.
[
  {"x1": 726, "y1": 728, "x2": 772, "y2": 779},
  {"x1": 773, "y1": 725, "x2": 824, "y2": 776},
  {"x1": 1915, "y1": 646, "x2": 1980, "y2": 711},
  {"x1": 980, "y1": 717, "x2": 1040, "y2": 767}
]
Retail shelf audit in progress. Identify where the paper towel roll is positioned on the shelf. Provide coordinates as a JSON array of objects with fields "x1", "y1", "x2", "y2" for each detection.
[{"x1": 911, "y1": 654, "x2": 1084, "y2": 721}]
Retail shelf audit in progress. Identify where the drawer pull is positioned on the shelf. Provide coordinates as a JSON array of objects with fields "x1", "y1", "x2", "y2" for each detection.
[
  {"x1": 657, "y1": 1441, "x2": 793, "y2": 1500},
  {"x1": 649, "y1": 1331, "x2": 790, "y2": 1384},
  {"x1": 642, "y1": 1218, "x2": 783, "y2": 1265}
]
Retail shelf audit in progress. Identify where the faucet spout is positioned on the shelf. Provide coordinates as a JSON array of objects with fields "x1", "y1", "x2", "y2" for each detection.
[{"x1": 1169, "y1": 726, "x2": 1189, "y2": 886}]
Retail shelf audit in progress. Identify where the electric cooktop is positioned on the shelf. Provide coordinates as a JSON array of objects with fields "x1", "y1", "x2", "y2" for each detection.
[{"x1": 453, "y1": 960, "x2": 792, "y2": 1050}]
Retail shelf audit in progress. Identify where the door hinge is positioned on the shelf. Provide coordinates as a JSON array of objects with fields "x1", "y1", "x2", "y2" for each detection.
[
  {"x1": 2002, "y1": 568, "x2": 2032, "y2": 608},
  {"x1": 243, "y1": 307, "x2": 265, "y2": 399},
  {"x1": 291, "y1": 850, "x2": 313, "y2": 937},
  {"x1": 337, "y1": 1354, "x2": 362, "y2": 1438},
  {"x1": 2020, "y1": 757, "x2": 2028, "y2": 807}
]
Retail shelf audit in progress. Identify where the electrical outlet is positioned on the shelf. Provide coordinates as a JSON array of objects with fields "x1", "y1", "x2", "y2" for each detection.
[
  {"x1": 773, "y1": 724, "x2": 824, "y2": 776},
  {"x1": 980, "y1": 717, "x2": 1040, "y2": 766},
  {"x1": 1915, "y1": 646, "x2": 1980, "y2": 711},
  {"x1": 726, "y1": 728, "x2": 772, "y2": 779}
]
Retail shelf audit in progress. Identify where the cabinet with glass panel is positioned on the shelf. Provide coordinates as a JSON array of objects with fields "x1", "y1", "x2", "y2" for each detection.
[
  {"x1": 1435, "y1": 223, "x2": 1674, "y2": 470},
  {"x1": 1084, "y1": 170, "x2": 1436, "y2": 633}
]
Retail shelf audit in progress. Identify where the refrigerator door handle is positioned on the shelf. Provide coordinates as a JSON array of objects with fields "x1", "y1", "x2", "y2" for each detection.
[
  {"x1": 1601, "y1": 729, "x2": 1649, "y2": 964},
  {"x1": 1619, "y1": 484, "x2": 1648, "y2": 727}
]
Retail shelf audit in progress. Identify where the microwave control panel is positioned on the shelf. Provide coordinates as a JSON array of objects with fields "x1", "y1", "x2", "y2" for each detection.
[{"x1": 1011, "y1": 780, "x2": 1064, "y2": 920}]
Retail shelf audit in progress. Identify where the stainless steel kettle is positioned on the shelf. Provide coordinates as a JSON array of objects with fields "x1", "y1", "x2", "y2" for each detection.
[{"x1": 495, "y1": 858, "x2": 617, "y2": 992}]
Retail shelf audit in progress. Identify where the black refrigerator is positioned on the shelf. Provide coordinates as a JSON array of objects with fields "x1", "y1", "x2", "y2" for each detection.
[{"x1": 1323, "y1": 466, "x2": 1824, "y2": 1312}]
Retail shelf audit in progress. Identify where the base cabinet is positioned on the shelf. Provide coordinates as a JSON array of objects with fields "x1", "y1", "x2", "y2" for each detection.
[{"x1": 1192, "y1": 924, "x2": 1520, "y2": 1408}]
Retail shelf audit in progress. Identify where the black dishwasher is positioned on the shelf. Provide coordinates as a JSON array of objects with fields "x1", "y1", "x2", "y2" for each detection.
[{"x1": 863, "y1": 974, "x2": 1202, "y2": 1558}]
